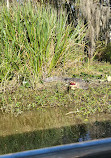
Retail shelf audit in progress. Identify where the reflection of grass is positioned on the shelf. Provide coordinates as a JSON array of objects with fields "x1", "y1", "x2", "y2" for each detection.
[
  {"x1": 0, "y1": 128, "x2": 65, "y2": 154},
  {"x1": 0, "y1": 109, "x2": 111, "y2": 154},
  {"x1": 0, "y1": 117, "x2": 85, "y2": 155}
]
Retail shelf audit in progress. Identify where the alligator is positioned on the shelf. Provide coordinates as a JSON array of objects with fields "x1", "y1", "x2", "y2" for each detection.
[{"x1": 43, "y1": 76, "x2": 89, "y2": 90}]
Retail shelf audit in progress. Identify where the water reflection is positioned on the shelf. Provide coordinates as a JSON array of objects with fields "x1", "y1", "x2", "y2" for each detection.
[
  {"x1": 1, "y1": 110, "x2": 111, "y2": 154},
  {"x1": 78, "y1": 131, "x2": 91, "y2": 142}
]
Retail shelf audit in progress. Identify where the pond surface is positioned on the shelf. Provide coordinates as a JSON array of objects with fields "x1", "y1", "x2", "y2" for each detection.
[{"x1": 1, "y1": 107, "x2": 111, "y2": 154}]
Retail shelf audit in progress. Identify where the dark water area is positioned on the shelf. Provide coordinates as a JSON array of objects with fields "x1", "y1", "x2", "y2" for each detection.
[
  {"x1": 1, "y1": 115, "x2": 111, "y2": 154},
  {"x1": 1, "y1": 107, "x2": 111, "y2": 155}
]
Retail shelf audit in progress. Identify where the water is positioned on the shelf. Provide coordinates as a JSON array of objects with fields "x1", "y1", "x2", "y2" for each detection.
[{"x1": 1, "y1": 108, "x2": 111, "y2": 154}]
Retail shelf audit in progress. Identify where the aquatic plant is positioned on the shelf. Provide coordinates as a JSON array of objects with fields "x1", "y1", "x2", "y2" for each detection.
[{"x1": 0, "y1": 1, "x2": 86, "y2": 84}]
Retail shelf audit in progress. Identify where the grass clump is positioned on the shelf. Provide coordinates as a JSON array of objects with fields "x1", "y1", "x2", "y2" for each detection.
[{"x1": 0, "y1": 1, "x2": 86, "y2": 85}]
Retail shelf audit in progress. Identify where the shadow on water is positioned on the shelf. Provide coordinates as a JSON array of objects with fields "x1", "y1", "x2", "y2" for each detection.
[{"x1": 1, "y1": 115, "x2": 111, "y2": 155}]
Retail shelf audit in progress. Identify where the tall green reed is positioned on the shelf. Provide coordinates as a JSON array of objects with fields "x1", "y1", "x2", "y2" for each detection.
[{"x1": 0, "y1": 1, "x2": 86, "y2": 84}]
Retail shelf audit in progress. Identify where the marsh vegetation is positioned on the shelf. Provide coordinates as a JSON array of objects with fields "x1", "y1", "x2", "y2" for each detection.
[
  {"x1": 0, "y1": 0, "x2": 111, "y2": 115},
  {"x1": 0, "y1": 0, "x2": 111, "y2": 155}
]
